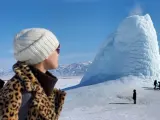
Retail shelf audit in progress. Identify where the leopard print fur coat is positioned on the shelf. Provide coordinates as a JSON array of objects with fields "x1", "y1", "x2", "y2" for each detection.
[{"x1": 0, "y1": 62, "x2": 66, "y2": 120}]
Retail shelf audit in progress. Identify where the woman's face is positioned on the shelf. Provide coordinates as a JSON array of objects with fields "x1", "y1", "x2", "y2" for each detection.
[{"x1": 44, "y1": 45, "x2": 60, "y2": 70}]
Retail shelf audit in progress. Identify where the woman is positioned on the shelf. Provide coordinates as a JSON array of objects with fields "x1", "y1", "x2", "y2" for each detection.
[{"x1": 0, "y1": 28, "x2": 66, "y2": 120}]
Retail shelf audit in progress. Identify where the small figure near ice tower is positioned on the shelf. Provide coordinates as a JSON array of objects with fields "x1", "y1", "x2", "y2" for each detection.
[
  {"x1": 154, "y1": 80, "x2": 158, "y2": 90},
  {"x1": 133, "y1": 89, "x2": 137, "y2": 104},
  {"x1": 158, "y1": 81, "x2": 160, "y2": 90}
]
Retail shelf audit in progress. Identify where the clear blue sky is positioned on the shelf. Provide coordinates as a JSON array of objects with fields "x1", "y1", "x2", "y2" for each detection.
[{"x1": 0, "y1": 0, "x2": 160, "y2": 69}]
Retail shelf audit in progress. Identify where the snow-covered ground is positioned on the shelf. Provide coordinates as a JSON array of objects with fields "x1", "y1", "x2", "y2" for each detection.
[
  {"x1": 2, "y1": 73, "x2": 160, "y2": 120},
  {"x1": 55, "y1": 76, "x2": 160, "y2": 120},
  {"x1": 55, "y1": 76, "x2": 82, "y2": 89}
]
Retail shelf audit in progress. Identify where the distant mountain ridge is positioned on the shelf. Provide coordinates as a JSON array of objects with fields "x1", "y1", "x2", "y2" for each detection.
[{"x1": 50, "y1": 61, "x2": 92, "y2": 76}]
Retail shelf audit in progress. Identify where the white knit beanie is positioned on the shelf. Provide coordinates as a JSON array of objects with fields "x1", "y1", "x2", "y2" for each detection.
[{"x1": 14, "y1": 28, "x2": 59, "y2": 65}]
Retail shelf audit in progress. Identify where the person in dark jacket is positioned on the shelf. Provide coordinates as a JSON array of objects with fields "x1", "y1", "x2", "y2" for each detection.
[
  {"x1": 133, "y1": 89, "x2": 136, "y2": 104},
  {"x1": 158, "y1": 81, "x2": 160, "y2": 90},
  {"x1": 0, "y1": 79, "x2": 5, "y2": 89},
  {"x1": 154, "y1": 80, "x2": 158, "y2": 89}
]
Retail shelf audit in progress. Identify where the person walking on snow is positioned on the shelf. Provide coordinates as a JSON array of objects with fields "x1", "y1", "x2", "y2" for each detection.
[
  {"x1": 158, "y1": 81, "x2": 160, "y2": 90},
  {"x1": 0, "y1": 28, "x2": 66, "y2": 120},
  {"x1": 133, "y1": 89, "x2": 137, "y2": 104},
  {"x1": 154, "y1": 80, "x2": 158, "y2": 89}
]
